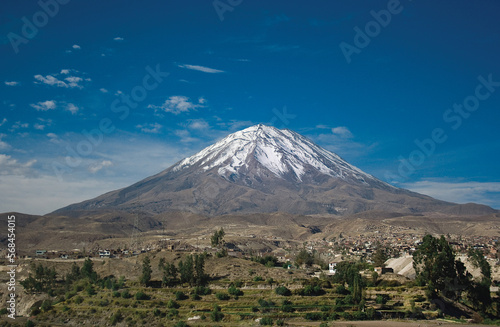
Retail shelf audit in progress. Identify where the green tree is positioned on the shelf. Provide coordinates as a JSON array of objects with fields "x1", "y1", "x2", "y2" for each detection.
[
  {"x1": 373, "y1": 244, "x2": 388, "y2": 267},
  {"x1": 81, "y1": 258, "x2": 98, "y2": 282},
  {"x1": 140, "y1": 256, "x2": 152, "y2": 286},
  {"x1": 211, "y1": 228, "x2": 225, "y2": 248},
  {"x1": 295, "y1": 248, "x2": 314, "y2": 267},
  {"x1": 160, "y1": 260, "x2": 178, "y2": 287},
  {"x1": 413, "y1": 235, "x2": 472, "y2": 300},
  {"x1": 179, "y1": 255, "x2": 194, "y2": 285}
]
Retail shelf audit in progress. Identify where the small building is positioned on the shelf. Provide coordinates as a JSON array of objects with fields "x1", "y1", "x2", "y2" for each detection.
[
  {"x1": 35, "y1": 250, "x2": 47, "y2": 256},
  {"x1": 329, "y1": 262, "x2": 337, "y2": 274},
  {"x1": 99, "y1": 250, "x2": 111, "y2": 258}
]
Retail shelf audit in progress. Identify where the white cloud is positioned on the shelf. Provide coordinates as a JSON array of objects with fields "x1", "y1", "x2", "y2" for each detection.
[
  {"x1": 30, "y1": 100, "x2": 57, "y2": 111},
  {"x1": 66, "y1": 103, "x2": 79, "y2": 114},
  {"x1": 136, "y1": 122, "x2": 162, "y2": 134},
  {"x1": 34, "y1": 70, "x2": 89, "y2": 89},
  {"x1": 174, "y1": 129, "x2": 199, "y2": 143},
  {"x1": 34, "y1": 74, "x2": 69, "y2": 88},
  {"x1": 4, "y1": 81, "x2": 19, "y2": 86},
  {"x1": 332, "y1": 126, "x2": 353, "y2": 138},
  {"x1": 187, "y1": 119, "x2": 209, "y2": 130},
  {"x1": 72, "y1": 44, "x2": 81, "y2": 49},
  {"x1": 100, "y1": 88, "x2": 108, "y2": 93},
  {"x1": 400, "y1": 180, "x2": 500, "y2": 209},
  {"x1": 0, "y1": 154, "x2": 36, "y2": 176},
  {"x1": 89, "y1": 160, "x2": 113, "y2": 173},
  {"x1": 178, "y1": 64, "x2": 225, "y2": 74},
  {"x1": 0, "y1": 118, "x2": 7, "y2": 127},
  {"x1": 11, "y1": 121, "x2": 29, "y2": 130},
  {"x1": 114, "y1": 37, "x2": 124, "y2": 41},
  {"x1": 148, "y1": 96, "x2": 205, "y2": 115},
  {"x1": 0, "y1": 134, "x2": 10, "y2": 150},
  {"x1": 34, "y1": 124, "x2": 45, "y2": 130}
]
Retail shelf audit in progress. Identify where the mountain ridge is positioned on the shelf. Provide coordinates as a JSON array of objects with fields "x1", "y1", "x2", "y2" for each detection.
[{"x1": 52, "y1": 125, "x2": 494, "y2": 217}]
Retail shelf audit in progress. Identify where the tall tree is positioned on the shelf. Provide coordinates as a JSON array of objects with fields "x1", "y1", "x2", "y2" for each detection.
[
  {"x1": 211, "y1": 228, "x2": 225, "y2": 248},
  {"x1": 373, "y1": 244, "x2": 388, "y2": 267},
  {"x1": 140, "y1": 256, "x2": 152, "y2": 286},
  {"x1": 413, "y1": 234, "x2": 475, "y2": 302}
]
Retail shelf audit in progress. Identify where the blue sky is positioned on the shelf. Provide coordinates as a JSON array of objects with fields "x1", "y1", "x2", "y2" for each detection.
[{"x1": 1, "y1": 0, "x2": 499, "y2": 214}]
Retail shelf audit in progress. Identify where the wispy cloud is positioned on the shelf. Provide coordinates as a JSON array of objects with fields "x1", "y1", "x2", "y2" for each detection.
[
  {"x1": 0, "y1": 154, "x2": 36, "y2": 176},
  {"x1": 187, "y1": 119, "x2": 209, "y2": 130},
  {"x1": 66, "y1": 103, "x2": 79, "y2": 114},
  {"x1": 0, "y1": 134, "x2": 10, "y2": 150},
  {"x1": 4, "y1": 81, "x2": 19, "y2": 86},
  {"x1": 34, "y1": 70, "x2": 90, "y2": 89},
  {"x1": 113, "y1": 37, "x2": 124, "y2": 41},
  {"x1": 30, "y1": 100, "x2": 57, "y2": 111},
  {"x1": 136, "y1": 122, "x2": 162, "y2": 134},
  {"x1": 72, "y1": 44, "x2": 81, "y2": 49},
  {"x1": 30, "y1": 101, "x2": 79, "y2": 114},
  {"x1": 148, "y1": 96, "x2": 205, "y2": 115},
  {"x1": 400, "y1": 180, "x2": 500, "y2": 209},
  {"x1": 0, "y1": 118, "x2": 7, "y2": 127},
  {"x1": 178, "y1": 64, "x2": 225, "y2": 74},
  {"x1": 89, "y1": 160, "x2": 113, "y2": 173},
  {"x1": 100, "y1": 88, "x2": 108, "y2": 93},
  {"x1": 332, "y1": 126, "x2": 353, "y2": 138}
]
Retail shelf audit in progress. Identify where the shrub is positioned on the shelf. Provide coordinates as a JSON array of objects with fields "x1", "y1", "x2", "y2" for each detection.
[
  {"x1": 26, "y1": 320, "x2": 35, "y2": 327},
  {"x1": 175, "y1": 291, "x2": 188, "y2": 300},
  {"x1": 228, "y1": 286, "x2": 243, "y2": 296},
  {"x1": 281, "y1": 304, "x2": 294, "y2": 312},
  {"x1": 276, "y1": 319, "x2": 285, "y2": 326},
  {"x1": 74, "y1": 296, "x2": 83, "y2": 304},
  {"x1": 121, "y1": 289, "x2": 132, "y2": 299},
  {"x1": 253, "y1": 276, "x2": 264, "y2": 282},
  {"x1": 305, "y1": 312, "x2": 322, "y2": 321},
  {"x1": 275, "y1": 286, "x2": 291, "y2": 296},
  {"x1": 375, "y1": 294, "x2": 388, "y2": 304},
  {"x1": 153, "y1": 308, "x2": 161, "y2": 316},
  {"x1": 258, "y1": 299, "x2": 274, "y2": 307},
  {"x1": 174, "y1": 322, "x2": 187, "y2": 327},
  {"x1": 40, "y1": 300, "x2": 52, "y2": 312},
  {"x1": 335, "y1": 284, "x2": 349, "y2": 295},
  {"x1": 211, "y1": 304, "x2": 224, "y2": 322},
  {"x1": 167, "y1": 300, "x2": 179, "y2": 309},
  {"x1": 260, "y1": 317, "x2": 273, "y2": 325},
  {"x1": 110, "y1": 310, "x2": 123, "y2": 325},
  {"x1": 85, "y1": 285, "x2": 96, "y2": 296},
  {"x1": 112, "y1": 291, "x2": 121, "y2": 298},
  {"x1": 192, "y1": 285, "x2": 211, "y2": 296},
  {"x1": 135, "y1": 291, "x2": 150, "y2": 300},
  {"x1": 215, "y1": 292, "x2": 230, "y2": 300}
]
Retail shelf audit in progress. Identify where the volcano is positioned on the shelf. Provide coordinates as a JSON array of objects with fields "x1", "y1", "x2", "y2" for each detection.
[{"x1": 54, "y1": 124, "x2": 487, "y2": 216}]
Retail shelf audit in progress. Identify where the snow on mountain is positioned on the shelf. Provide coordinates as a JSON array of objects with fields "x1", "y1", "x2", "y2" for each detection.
[{"x1": 173, "y1": 124, "x2": 381, "y2": 185}]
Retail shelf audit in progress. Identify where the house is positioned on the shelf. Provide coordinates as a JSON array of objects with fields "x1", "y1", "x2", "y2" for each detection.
[
  {"x1": 329, "y1": 262, "x2": 337, "y2": 274},
  {"x1": 99, "y1": 250, "x2": 111, "y2": 258},
  {"x1": 35, "y1": 250, "x2": 47, "y2": 256}
]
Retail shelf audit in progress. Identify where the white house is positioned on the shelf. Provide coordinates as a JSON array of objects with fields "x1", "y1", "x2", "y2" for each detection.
[
  {"x1": 99, "y1": 250, "x2": 111, "y2": 258},
  {"x1": 329, "y1": 262, "x2": 337, "y2": 274}
]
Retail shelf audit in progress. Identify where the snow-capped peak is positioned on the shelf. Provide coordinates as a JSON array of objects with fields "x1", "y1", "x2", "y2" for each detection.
[{"x1": 173, "y1": 124, "x2": 379, "y2": 185}]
